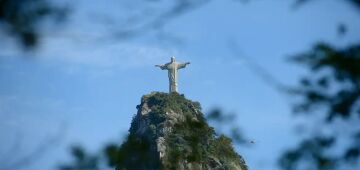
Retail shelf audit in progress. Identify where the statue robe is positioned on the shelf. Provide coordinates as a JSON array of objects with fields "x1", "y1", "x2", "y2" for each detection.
[{"x1": 158, "y1": 62, "x2": 187, "y2": 93}]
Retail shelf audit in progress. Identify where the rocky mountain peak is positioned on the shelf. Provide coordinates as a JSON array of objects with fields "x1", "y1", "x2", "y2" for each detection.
[{"x1": 115, "y1": 92, "x2": 247, "y2": 170}]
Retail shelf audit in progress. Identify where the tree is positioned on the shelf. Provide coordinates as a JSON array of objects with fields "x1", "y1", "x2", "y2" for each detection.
[
  {"x1": 0, "y1": 0, "x2": 209, "y2": 50},
  {"x1": 279, "y1": 43, "x2": 360, "y2": 170},
  {"x1": 0, "y1": 0, "x2": 67, "y2": 49}
]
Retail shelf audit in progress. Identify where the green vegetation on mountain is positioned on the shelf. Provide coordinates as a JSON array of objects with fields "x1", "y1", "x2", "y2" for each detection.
[{"x1": 114, "y1": 92, "x2": 247, "y2": 170}]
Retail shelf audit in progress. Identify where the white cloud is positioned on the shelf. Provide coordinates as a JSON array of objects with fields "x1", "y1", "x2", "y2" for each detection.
[
  {"x1": 0, "y1": 33, "x2": 178, "y2": 72},
  {"x1": 36, "y1": 33, "x2": 178, "y2": 69}
]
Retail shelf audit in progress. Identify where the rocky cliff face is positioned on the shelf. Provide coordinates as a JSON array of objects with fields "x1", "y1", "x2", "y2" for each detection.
[{"x1": 115, "y1": 92, "x2": 247, "y2": 170}]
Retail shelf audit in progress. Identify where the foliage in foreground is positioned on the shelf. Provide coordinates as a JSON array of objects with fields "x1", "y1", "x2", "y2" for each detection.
[{"x1": 279, "y1": 43, "x2": 360, "y2": 170}]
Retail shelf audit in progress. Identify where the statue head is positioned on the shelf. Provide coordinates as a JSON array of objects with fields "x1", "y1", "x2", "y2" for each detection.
[{"x1": 171, "y1": 56, "x2": 175, "y2": 62}]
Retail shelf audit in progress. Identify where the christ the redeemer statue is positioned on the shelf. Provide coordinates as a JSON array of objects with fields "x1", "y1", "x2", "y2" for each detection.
[{"x1": 155, "y1": 57, "x2": 190, "y2": 93}]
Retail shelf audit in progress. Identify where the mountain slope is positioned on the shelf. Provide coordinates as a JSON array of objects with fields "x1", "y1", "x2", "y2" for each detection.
[{"x1": 114, "y1": 92, "x2": 247, "y2": 170}]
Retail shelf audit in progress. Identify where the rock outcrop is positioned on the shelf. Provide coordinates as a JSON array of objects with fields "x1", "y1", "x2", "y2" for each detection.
[{"x1": 115, "y1": 92, "x2": 247, "y2": 170}]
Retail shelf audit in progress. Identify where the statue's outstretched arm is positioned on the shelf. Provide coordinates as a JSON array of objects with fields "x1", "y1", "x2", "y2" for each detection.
[
  {"x1": 177, "y1": 62, "x2": 190, "y2": 69},
  {"x1": 155, "y1": 64, "x2": 167, "y2": 70}
]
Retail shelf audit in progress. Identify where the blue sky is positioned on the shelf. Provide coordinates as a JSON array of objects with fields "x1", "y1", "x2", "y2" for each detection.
[{"x1": 1, "y1": 0, "x2": 360, "y2": 170}]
